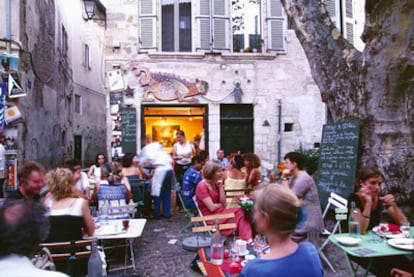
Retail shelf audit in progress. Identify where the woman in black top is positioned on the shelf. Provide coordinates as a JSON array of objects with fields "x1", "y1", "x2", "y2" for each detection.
[{"x1": 347, "y1": 166, "x2": 406, "y2": 234}]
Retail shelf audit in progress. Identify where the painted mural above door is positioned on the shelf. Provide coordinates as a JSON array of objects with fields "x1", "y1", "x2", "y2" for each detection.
[{"x1": 132, "y1": 66, "x2": 209, "y2": 102}]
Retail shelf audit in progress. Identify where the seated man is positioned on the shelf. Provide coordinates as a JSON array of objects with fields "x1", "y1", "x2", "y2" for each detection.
[
  {"x1": 181, "y1": 155, "x2": 205, "y2": 210},
  {"x1": 0, "y1": 199, "x2": 68, "y2": 276},
  {"x1": 5, "y1": 161, "x2": 46, "y2": 201}
]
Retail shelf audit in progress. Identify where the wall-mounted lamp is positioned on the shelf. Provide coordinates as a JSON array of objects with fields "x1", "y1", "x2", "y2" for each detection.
[
  {"x1": 83, "y1": 0, "x2": 107, "y2": 29},
  {"x1": 262, "y1": 120, "x2": 270, "y2": 127}
]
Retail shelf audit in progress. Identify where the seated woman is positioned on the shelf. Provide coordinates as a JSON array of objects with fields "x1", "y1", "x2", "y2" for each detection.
[
  {"x1": 43, "y1": 168, "x2": 95, "y2": 275},
  {"x1": 44, "y1": 168, "x2": 95, "y2": 242},
  {"x1": 195, "y1": 160, "x2": 252, "y2": 242},
  {"x1": 347, "y1": 166, "x2": 410, "y2": 277},
  {"x1": 91, "y1": 162, "x2": 132, "y2": 216},
  {"x1": 223, "y1": 155, "x2": 248, "y2": 208},
  {"x1": 243, "y1": 153, "x2": 261, "y2": 191},
  {"x1": 241, "y1": 185, "x2": 323, "y2": 277},
  {"x1": 348, "y1": 166, "x2": 407, "y2": 233}
]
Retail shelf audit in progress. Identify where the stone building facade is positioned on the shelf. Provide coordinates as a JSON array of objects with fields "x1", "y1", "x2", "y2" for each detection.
[{"x1": 102, "y1": 0, "x2": 326, "y2": 165}]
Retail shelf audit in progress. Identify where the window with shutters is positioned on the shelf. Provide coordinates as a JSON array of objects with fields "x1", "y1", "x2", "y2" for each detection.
[
  {"x1": 138, "y1": 0, "x2": 286, "y2": 54},
  {"x1": 323, "y1": 0, "x2": 357, "y2": 47},
  {"x1": 196, "y1": 0, "x2": 230, "y2": 52},
  {"x1": 266, "y1": 0, "x2": 287, "y2": 53}
]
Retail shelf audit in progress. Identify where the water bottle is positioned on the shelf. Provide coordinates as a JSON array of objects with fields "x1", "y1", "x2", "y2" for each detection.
[
  {"x1": 88, "y1": 237, "x2": 103, "y2": 277},
  {"x1": 210, "y1": 219, "x2": 223, "y2": 265},
  {"x1": 348, "y1": 201, "x2": 360, "y2": 237},
  {"x1": 99, "y1": 200, "x2": 109, "y2": 225}
]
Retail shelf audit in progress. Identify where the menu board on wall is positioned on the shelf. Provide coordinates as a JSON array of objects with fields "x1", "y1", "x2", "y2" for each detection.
[
  {"x1": 121, "y1": 106, "x2": 137, "y2": 154},
  {"x1": 316, "y1": 119, "x2": 360, "y2": 207}
]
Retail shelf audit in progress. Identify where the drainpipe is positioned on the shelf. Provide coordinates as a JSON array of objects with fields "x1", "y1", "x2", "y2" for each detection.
[
  {"x1": 6, "y1": 0, "x2": 11, "y2": 52},
  {"x1": 277, "y1": 99, "x2": 282, "y2": 164}
]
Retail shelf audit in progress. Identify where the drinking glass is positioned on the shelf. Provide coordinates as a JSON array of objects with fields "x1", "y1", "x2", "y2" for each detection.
[
  {"x1": 253, "y1": 234, "x2": 266, "y2": 257},
  {"x1": 227, "y1": 241, "x2": 238, "y2": 268},
  {"x1": 232, "y1": 236, "x2": 241, "y2": 261},
  {"x1": 401, "y1": 221, "x2": 410, "y2": 238}
]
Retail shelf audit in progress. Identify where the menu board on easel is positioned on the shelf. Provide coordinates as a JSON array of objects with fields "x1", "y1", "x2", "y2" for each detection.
[
  {"x1": 120, "y1": 106, "x2": 137, "y2": 154},
  {"x1": 316, "y1": 119, "x2": 360, "y2": 207}
]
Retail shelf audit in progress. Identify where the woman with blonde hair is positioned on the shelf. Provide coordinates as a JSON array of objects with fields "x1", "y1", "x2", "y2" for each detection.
[
  {"x1": 241, "y1": 185, "x2": 323, "y2": 277},
  {"x1": 44, "y1": 168, "x2": 95, "y2": 242},
  {"x1": 195, "y1": 160, "x2": 252, "y2": 241}
]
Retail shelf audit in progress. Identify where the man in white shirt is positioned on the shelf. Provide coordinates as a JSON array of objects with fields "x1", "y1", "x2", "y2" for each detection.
[
  {"x1": 0, "y1": 200, "x2": 69, "y2": 276},
  {"x1": 65, "y1": 159, "x2": 90, "y2": 200}
]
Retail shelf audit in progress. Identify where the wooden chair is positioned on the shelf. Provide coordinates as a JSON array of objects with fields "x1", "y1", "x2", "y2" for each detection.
[
  {"x1": 38, "y1": 239, "x2": 92, "y2": 261},
  {"x1": 224, "y1": 187, "x2": 251, "y2": 207},
  {"x1": 38, "y1": 239, "x2": 92, "y2": 275},
  {"x1": 191, "y1": 195, "x2": 236, "y2": 234},
  {"x1": 181, "y1": 197, "x2": 236, "y2": 251}
]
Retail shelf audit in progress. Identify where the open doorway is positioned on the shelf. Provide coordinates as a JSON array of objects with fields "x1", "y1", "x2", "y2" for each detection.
[{"x1": 142, "y1": 105, "x2": 208, "y2": 154}]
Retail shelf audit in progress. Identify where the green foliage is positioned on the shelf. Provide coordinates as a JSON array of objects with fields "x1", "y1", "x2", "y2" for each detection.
[{"x1": 294, "y1": 146, "x2": 320, "y2": 176}]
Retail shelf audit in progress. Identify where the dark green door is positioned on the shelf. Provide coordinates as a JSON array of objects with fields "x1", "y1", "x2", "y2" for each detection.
[{"x1": 220, "y1": 104, "x2": 253, "y2": 155}]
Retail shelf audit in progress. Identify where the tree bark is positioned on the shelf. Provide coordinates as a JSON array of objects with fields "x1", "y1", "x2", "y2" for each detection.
[{"x1": 281, "y1": 0, "x2": 414, "y2": 212}]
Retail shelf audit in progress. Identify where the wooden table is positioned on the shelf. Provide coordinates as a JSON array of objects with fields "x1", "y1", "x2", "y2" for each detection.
[
  {"x1": 329, "y1": 229, "x2": 413, "y2": 277},
  {"x1": 89, "y1": 218, "x2": 147, "y2": 272}
]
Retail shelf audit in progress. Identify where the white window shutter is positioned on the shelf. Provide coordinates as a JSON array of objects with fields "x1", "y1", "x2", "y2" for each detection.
[
  {"x1": 323, "y1": 0, "x2": 341, "y2": 30},
  {"x1": 196, "y1": 0, "x2": 212, "y2": 51},
  {"x1": 212, "y1": 0, "x2": 229, "y2": 51},
  {"x1": 138, "y1": 0, "x2": 157, "y2": 51},
  {"x1": 267, "y1": 0, "x2": 287, "y2": 53},
  {"x1": 342, "y1": 0, "x2": 355, "y2": 45}
]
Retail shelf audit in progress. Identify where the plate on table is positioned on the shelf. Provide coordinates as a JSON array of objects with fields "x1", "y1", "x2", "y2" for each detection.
[
  {"x1": 336, "y1": 236, "x2": 361, "y2": 246},
  {"x1": 238, "y1": 249, "x2": 250, "y2": 256},
  {"x1": 388, "y1": 238, "x2": 414, "y2": 250},
  {"x1": 372, "y1": 226, "x2": 404, "y2": 239}
]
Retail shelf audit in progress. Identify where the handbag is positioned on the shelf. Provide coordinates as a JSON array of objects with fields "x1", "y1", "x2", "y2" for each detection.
[{"x1": 31, "y1": 247, "x2": 56, "y2": 271}]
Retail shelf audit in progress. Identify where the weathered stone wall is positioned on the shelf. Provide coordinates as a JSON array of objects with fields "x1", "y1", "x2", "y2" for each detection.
[{"x1": 0, "y1": 0, "x2": 108, "y2": 170}]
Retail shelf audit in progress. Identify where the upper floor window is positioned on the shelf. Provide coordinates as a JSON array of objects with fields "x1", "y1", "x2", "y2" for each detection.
[
  {"x1": 74, "y1": 94, "x2": 82, "y2": 114},
  {"x1": 59, "y1": 24, "x2": 68, "y2": 56},
  {"x1": 83, "y1": 43, "x2": 92, "y2": 70},
  {"x1": 138, "y1": 0, "x2": 286, "y2": 54},
  {"x1": 162, "y1": 0, "x2": 192, "y2": 52}
]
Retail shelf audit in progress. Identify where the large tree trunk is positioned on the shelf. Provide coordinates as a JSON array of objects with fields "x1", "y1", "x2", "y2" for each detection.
[{"x1": 281, "y1": 0, "x2": 414, "y2": 215}]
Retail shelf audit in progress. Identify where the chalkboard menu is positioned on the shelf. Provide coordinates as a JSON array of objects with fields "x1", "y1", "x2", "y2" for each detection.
[
  {"x1": 121, "y1": 106, "x2": 137, "y2": 154},
  {"x1": 316, "y1": 119, "x2": 360, "y2": 207}
]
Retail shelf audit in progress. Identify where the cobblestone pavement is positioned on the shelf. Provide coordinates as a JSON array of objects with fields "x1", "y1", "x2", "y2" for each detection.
[{"x1": 111, "y1": 211, "x2": 365, "y2": 277}]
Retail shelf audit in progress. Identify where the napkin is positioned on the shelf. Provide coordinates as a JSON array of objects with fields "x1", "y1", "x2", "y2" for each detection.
[
  {"x1": 220, "y1": 259, "x2": 243, "y2": 274},
  {"x1": 388, "y1": 223, "x2": 401, "y2": 232}
]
